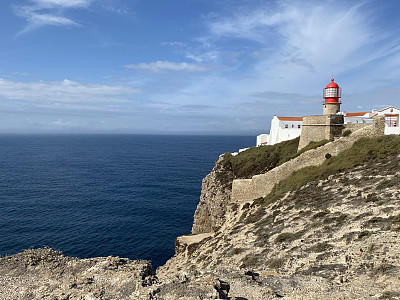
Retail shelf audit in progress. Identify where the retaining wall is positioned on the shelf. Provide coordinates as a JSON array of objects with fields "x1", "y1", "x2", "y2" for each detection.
[{"x1": 231, "y1": 116, "x2": 385, "y2": 202}]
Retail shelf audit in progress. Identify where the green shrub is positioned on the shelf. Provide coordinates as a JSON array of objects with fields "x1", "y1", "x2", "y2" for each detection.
[
  {"x1": 267, "y1": 258, "x2": 284, "y2": 269},
  {"x1": 274, "y1": 230, "x2": 305, "y2": 244},
  {"x1": 310, "y1": 242, "x2": 333, "y2": 252},
  {"x1": 240, "y1": 253, "x2": 263, "y2": 269},
  {"x1": 358, "y1": 230, "x2": 372, "y2": 239},
  {"x1": 227, "y1": 137, "x2": 300, "y2": 178},
  {"x1": 264, "y1": 135, "x2": 400, "y2": 205},
  {"x1": 220, "y1": 137, "x2": 330, "y2": 179},
  {"x1": 342, "y1": 129, "x2": 352, "y2": 137},
  {"x1": 325, "y1": 153, "x2": 332, "y2": 159},
  {"x1": 294, "y1": 140, "x2": 329, "y2": 159}
]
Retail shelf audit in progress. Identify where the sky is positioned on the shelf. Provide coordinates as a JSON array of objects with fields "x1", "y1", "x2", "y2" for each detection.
[{"x1": 1, "y1": 0, "x2": 400, "y2": 135}]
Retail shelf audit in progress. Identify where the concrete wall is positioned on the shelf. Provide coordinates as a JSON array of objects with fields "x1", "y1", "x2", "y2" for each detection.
[
  {"x1": 231, "y1": 116, "x2": 385, "y2": 202},
  {"x1": 256, "y1": 134, "x2": 269, "y2": 146},
  {"x1": 385, "y1": 127, "x2": 400, "y2": 135}
]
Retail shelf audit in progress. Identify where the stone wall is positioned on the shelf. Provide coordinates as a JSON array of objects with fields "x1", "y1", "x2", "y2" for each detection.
[
  {"x1": 323, "y1": 102, "x2": 341, "y2": 115},
  {"x1": 298, "y1": 114, "x2": 344, "y2": 150},
  {"x1": 231, "y1": 116, "x2": 385, "y2": 202},
  {"x1": 343, "y1": 123, "x2": 370, "y2": 132}
]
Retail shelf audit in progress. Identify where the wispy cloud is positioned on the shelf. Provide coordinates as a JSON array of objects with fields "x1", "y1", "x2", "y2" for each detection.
[
  {"x1": 191, "y1": 1, "x2": 400, "y2": 94},
  {"x1": 123, "y1": 61, "x2": 207, "y2": 73},
  {"x1": 13, "y1": 0, "x2": 93, "y2": 36},
  {"x1": 100, "y1": 3, "x2": 133, "y2": 15},
  {"x1": 31, "y1": 0, "x2": 93, "y2": 9}
]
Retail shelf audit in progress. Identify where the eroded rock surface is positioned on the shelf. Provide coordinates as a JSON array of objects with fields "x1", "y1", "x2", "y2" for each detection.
[
  {"x1": 191, "y1": 156, "x2": 235, "y2": 234},
  {"x1": 0, "y1": 248, "x2": 155, "y2": 300},
  {"x1": 157, "y1": 156, "x2": 400, "y2": 299}
]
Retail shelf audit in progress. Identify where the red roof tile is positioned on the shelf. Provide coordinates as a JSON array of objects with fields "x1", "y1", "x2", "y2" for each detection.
[
  {"x1": 345, "y1": 112, "x2": 370, "y2": 117},
  {"x1": 277, "y1": 117, "x2": 303, "y2": 121}
]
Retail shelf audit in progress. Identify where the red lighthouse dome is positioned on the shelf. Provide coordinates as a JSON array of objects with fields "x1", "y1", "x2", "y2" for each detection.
[{"x1": 323, "y1": 78, "x2": 341, "y2": 103}]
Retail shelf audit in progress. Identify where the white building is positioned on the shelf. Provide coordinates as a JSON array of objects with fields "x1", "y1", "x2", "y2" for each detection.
[
  {"x1": 378, "y1": 106, "x2": 400, "y2": 135},
  {"x1": 256, "y1": 106, "x2": 400, "y2": 146},
  {"x1": 256, "y1": 116, "x2": 303, "y2": 146}
]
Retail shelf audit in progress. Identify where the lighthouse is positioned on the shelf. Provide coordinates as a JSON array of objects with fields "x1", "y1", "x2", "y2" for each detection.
[
  {"x1": 323, "y1": 78, "x2": 342, "y2": 115},
  {"x1": 298, "y1": 78, "x2": 344, "y2": 150}
]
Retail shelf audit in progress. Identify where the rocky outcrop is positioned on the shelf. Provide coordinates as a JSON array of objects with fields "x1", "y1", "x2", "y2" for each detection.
[
  {"x1": 157, "y1": 154, "x2": 400, "y2": 299},
  {"x1": 0, "y1": 248, "x2": 155, "y2": 300},
  {"x1": 191, "y1": 157, "x2": 235, "y2": 234}
]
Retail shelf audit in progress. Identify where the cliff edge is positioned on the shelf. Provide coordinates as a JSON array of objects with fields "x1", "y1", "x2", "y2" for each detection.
[
  {"x1": 157, "y1": 133, "x2": 400, "y2": 299},
  {"x1": 1, "y1": 125, "x2": 400, "y2": 299},
  {"x1": 191, "y1": 156, "x2": 235, "y2": 234}
]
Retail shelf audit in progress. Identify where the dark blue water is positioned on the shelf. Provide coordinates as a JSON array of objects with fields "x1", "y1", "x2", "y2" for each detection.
[{"x1": 0, "y1": 134, "x2": 253, "y2": 268}]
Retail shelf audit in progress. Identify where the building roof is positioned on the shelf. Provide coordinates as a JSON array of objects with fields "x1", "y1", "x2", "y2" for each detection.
[
  {"x1": 325, "y1": 78, "x2": 339, "y2": 89},
  {"x1": 378, "y1": 106, "x2": 400, "y2": 112},
  {"x1": 277, "y1": 116, "x2": 303, "y2": 121},
  {"x1": 345, "y1": 112, "x2": 370, "y2": 117}
]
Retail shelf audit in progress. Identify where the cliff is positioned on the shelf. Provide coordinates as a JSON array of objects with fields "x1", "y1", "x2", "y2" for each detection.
[
  {"x1": 191, "y1": 157, "x2": 234, "y2": 234},
  {"x1": 157, "y1": 134, "x2": 400, "y2": 299},
  {"x1": 2, "y1": 123, "x2": 400, "y2": 299}
]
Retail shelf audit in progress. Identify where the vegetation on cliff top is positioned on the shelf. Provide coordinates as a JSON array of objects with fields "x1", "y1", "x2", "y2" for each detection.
[
  {"x1": 221, "y1": 137, "x2": 329, "y2": 179},
  {"x1": 265, "y1": 134, "x2": 400, "y2": 204}
]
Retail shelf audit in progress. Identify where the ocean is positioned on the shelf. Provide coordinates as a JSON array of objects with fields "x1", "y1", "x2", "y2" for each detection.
[{"x1": 0, "y1": 134, "x2": 254, "y2": 268}]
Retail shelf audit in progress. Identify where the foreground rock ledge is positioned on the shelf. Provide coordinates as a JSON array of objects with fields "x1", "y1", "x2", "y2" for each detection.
[{"x1": 0, "y1": 248, "x2": 155, "y2": 300}]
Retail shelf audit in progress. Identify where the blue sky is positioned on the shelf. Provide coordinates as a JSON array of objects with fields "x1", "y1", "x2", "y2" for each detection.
[{"x1": 1, "y1": 0, "x2": 400, "y2": 135}]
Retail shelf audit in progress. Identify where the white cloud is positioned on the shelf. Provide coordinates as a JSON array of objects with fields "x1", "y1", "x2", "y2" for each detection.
[
  {"x1": 194, "y1": 1, "x2": 400, "y2": 96},
  {"x1": 123, "y1": 61, "x2": 207, "y2": 73},
  {"x1": 31, "y1": 0, "x2": 93, "y2": 8},
  {"x1": 29, "y1": 12, "x2": 77, "y2": 26},
  {"x1": 13, "y1": 0, "x2": 94, "y2": 35},
  {"x1": 0, "y1": 78, "x2": 140, "y2": 106}
]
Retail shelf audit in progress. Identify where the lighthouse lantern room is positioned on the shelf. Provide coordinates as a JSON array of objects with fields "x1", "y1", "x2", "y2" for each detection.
[{"x1": 323, "y1": 78, "x2": 342, "y2": 115}]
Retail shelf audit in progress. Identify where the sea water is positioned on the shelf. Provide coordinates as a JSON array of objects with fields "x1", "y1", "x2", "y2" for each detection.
[{"x1": 0, "y1": 134, "x2": 253, "y2": 268}]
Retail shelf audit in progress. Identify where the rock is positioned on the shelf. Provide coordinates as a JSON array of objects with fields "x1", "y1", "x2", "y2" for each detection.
[
  {"x1": 244, "y1": 270, "x2": 260, "y2": 281},
  {"x1": 213, "y1": 278, "x2": 230, "y2": 299},
  {"x1": 191, "y1": 157, "x2": 234, "y2": 234},
  {"x1": 0, "y1": 248, "x2": 155, "y2": 300}
]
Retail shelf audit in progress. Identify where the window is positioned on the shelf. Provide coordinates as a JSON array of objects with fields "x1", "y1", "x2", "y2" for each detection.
[
  {"x1": 298, "y1": 125, "x2": 301, "y2": 128},
  {"x1": 285, "y1": 124, "x2": 288, "y2": 128},
  {"x1": 292, "y1": 124, "x2": 294, "y2": 128},
  {"x1": 325, "y1": 88, "x2": 338, "y2": 97},
  {"x1": 386, "y1": 115, "x2": 398, "y2": 127}
]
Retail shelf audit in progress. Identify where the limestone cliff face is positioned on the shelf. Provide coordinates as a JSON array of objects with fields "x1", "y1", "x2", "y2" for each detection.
[
  {"x1": 157, "y1": 154, "x2": 400, "y2": 299},
  {"x1": 191, "y1": 156, "x2": 235, "y2": 234}
]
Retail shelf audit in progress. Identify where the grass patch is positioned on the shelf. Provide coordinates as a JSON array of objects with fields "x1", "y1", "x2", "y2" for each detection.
[
  {"x1": 294, "y1": 140, "x2": 329, "y2": 159},
  {"x1": 310, "y1": 242, "x2": 334, "y2": 253},
  {"x1": 313, "y1": 210, "x2": 330, "y2": 219},
  {"x1": 274, "y1": 230, "x2": 305, "y2": 244},
  {"x1": 220, "y1": 138, "x2": 329, "y2": 179},
  {"x1": 267, "y1": 258, "x2": 284, "y2": 269},
  {"x1": 379, "y1": 291, "x2": 400, "y2": 299},
  {"x1": 240, "y1": 253, "x2": 264, "y2": 269},
  {"x1": 342, "y1": 129, "x2": 352, "y2": 137},
  {"x1": 222, "y1": 137, "x2": 300, "y2": 179},
  {"x1": 263, "y1": 135, "x2": 400, "y2": 205}
]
